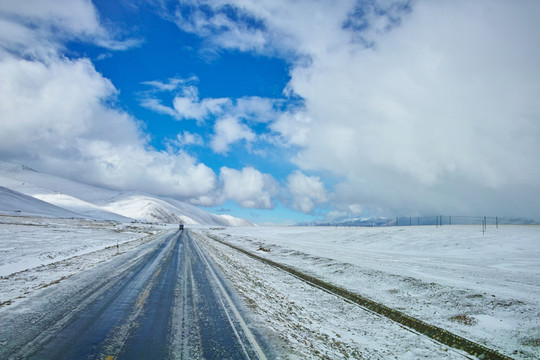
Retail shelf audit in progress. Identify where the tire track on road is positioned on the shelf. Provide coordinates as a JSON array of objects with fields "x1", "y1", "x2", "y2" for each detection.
[{"x1": 190, "y1": 234, "x2": 268, "y2": 360}]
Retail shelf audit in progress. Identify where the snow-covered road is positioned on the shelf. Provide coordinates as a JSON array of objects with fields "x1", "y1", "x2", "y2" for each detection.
[{"x1": 0, "y1": 221, "x2": 272, "y2": 359}]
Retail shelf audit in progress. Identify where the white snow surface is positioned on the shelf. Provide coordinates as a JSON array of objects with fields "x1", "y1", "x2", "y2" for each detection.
[
  {"x1": 0, "y1": 216, "x2": 173, "y2": 305},
  {"x1": 0, "y1": 161, "x2": 251, "y2": 226},
  {"x1": 195, "y1": 225, "x2": 540, "y2": 360},
  {"x1": 216, "y1": 214, "x2": 255, "y2": 227},
  {"x1": 0, "y1": 187, "x2": 81, "y2": 218}
]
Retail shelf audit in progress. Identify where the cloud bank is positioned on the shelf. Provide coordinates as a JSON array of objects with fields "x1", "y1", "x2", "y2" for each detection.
[
  {"x1": 173, "y1": 0, "x2": 540, "y2": 218},
  {"x1": 290, "y1": 0, "x2": 540, "y2": 217},
  {"x1": 1, "y1": 0, "x2": 539, "y2": 220}
]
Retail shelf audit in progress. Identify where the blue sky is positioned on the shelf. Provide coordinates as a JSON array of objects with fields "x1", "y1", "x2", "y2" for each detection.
[
  {"x1": 85, "y1": 0, "x2": 305, "y2": 222},
  {"x1": 87, "y1": 1, "x2": 294, "y2": 175},
  {"x1": 1, "y1": 0, "x2": 540, "y2": 223}
]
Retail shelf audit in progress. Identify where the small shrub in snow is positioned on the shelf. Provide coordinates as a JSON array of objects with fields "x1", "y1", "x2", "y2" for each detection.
[{"x1": 449, "y1": 314, "x2": 477, "y2": 326}]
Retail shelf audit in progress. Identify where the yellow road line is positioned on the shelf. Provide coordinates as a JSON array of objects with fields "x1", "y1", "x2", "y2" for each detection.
[
  {"x1": 137, "y1": 267, "x2": 162, "y2": 308},
  {"x1": 137, "y1": 289, "x2": 150, "y2": 308}
]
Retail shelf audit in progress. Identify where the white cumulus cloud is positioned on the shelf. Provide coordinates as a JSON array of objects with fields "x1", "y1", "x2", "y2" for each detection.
[
  {"x1": 219, "y1": 167, "x2": 278, "y2": 209},
  {"x1": 210, "y1": 116, "x2": 256, "y2": 154},
  {"x1": 174, "y1": 131, "x2": 204, "y2": 147},
  {"x1": 172, "y1": 86, "x2": 231, "y2": 123},
  {"x1": 287, "y1": 171, "x2": 329, "y2": 213},
  {"x1": 0, "y1": 54, "x2": 219, "y2": 202},
  {"x1": 0, "y1": 0, "x2": 138, "y2": 58}
]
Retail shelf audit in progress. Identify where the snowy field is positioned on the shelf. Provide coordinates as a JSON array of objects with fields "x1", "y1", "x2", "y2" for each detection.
[
  {"x1": 196, "y1": 225, "x2": 540, "y2": 359},
  {"x1": 0, "y1": 215, "x2": 172, "y2": 307}
]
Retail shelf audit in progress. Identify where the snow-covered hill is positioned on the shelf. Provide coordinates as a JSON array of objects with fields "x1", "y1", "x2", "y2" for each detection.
[
  {"x1": 0, "y1": 187, "x2": 81, "y2": 218},
  {"x1": 0, "y1": 161, "x2": 253, "y2": 226},
  {"x1": 215, "y1": 214, "x2": 254, "y2": 227}
]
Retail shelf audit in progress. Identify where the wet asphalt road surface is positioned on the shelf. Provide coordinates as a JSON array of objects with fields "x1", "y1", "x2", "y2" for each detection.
[{"x1": 0, "y1": 230, "x2": 270, "y2": 359}]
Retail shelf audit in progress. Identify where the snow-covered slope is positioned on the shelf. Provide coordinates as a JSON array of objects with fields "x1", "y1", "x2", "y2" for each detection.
[
  {"x1": 101, "y1": 195, "x2": 254, "y2": 226},
  {"x1": 31, "y1": 193, "x2": 131, "y2": 222},
  {"x1": 0, "y1": 161, "x2": 252, "y2": 226},
  {"x1": 102, "y1": 194, "x2": 198, "y2": 225},
  {"x1": 0, "y1": 187, "x2": 82, "y2": 218},
  {"x1": 162, "y1": 197, "x2": 254, "y2": 226},
  {"x1": 0, "y1": 162, "x2": 116, "y2": 203},
  {"x1": 216, "y1": 214, "x2": 254, "y2": 227}
]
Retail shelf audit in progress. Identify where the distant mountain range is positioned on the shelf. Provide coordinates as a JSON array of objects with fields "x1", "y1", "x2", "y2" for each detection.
[{"x1": 0, "y1": 161, "x2": 253, "y2": 226}]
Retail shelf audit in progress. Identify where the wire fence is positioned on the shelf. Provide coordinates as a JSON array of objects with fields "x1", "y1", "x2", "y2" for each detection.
[{"x1": 309, "y1": 215, "x2": 538, "y2": 230}]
